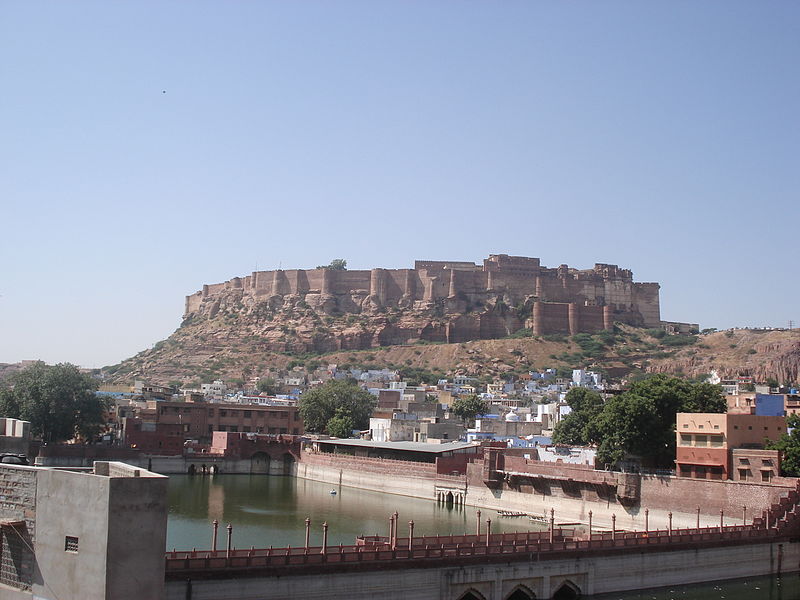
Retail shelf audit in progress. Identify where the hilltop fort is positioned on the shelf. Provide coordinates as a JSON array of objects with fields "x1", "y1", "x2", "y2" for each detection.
[{"x1": 184, "y1": 254, "x2": 675, "y2": 352}]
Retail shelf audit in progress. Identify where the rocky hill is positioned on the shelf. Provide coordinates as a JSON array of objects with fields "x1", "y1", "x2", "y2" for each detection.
[
  {"x1": 103, "y1": 307, "x2": 800, "y2": 387},
  {"x1": 101, "y1": 257, "x2": 797, "y2": 387}
]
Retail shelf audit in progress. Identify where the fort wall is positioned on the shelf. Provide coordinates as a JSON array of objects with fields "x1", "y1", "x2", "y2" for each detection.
[{"x1": 181, "y1": 255, "x2": 670, "y2": 349}]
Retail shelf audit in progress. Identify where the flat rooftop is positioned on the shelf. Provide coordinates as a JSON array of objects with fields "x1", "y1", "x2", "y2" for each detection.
[{"x1": 315, "y1": 439, "x2": 478, "y2": 454}]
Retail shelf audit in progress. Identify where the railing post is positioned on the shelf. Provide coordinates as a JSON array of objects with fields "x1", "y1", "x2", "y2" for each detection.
[
  {"x1": 696, "y1": 506, "x2": 700, "y2": 530},
  {"x1": 611, "y1": 514, "x2": 616, "y2": 542},
  {"x1": 743, "y1": 505, "x2": 747, "y2": 526},
  {"x1": 390, "y1": 511, "x2": 400, "y2": 550},
  {"x1": 668, "y1": 512, "x2": 673, "y2": 537},
  {"x1": 226, "y1": 523, "x2": 233, "y2": 559},
  {"x1": 389, "y1": 514, "x2": 395, "y2": 546},
  {"x1": 212, "y1": 519, "x2": 219, "y2": 553},
  {"x1": 476, "y1": 509, "x2": 481, "y2": 536},
  {"x1": 588, "y1": 510, "x2": 592, "y2": 547},
  {"x1": 408, "y1": 521, "x2": 414, "y2": 551},
  {"x1": 644, "y1": 508, "x2": 649, "y2": 532},
  {"x1": 549, "y1": 509, "x2": 555, "y2": 544},
  {"x1": 485, "y1": 518, "x2": 492, "y2": 548},
  {"x1": 304, "y1": 517, "x2": 311, "y2": 550},
  {"x1": 321, "y1": 522, "x2": 328, "y2": 555},
  {"x1": 720, "y1": 509, "x2": 724, "y2": 532}
]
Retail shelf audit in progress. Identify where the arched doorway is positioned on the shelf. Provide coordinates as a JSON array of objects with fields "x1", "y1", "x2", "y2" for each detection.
[
  {"x1": 446, "y1": 491, "x2": 454, "y2": 504},
  {"x1": 187, "y1": 464, "x2": 196, "y2": 475},
  {"x1": 552, "y1": 580, "x2": 580, "y2": 600},
  {"x1": 250, "y1": 452, "x2": 271, "y2": 474},
  {"x1": 505, "y1": 585, "x2": 535, "y2": 600},
  {"x1": 282, "y1": 453, "x2": 295, "y2": 475}
]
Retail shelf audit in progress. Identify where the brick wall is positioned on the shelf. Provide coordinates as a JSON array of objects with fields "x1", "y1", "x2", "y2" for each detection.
[
  {"x1": 0, "y1": 465, "x2": 37, "y2": 589},
  {"x1": 301, "y1": 452, "x2": 437, "y2": 479}
]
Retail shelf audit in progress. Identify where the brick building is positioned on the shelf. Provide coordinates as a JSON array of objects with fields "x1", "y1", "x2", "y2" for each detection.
[
  {"x1": 130, "y1": 400, "x2": 304, "y2": 444},
  {"x1": 675, "y1": 413, "x2": 786, "y2": 480}
]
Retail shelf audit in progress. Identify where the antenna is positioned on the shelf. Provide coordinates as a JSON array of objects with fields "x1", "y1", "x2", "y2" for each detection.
[{"x1": 789, "y1": 320, "x2": 794, "y2": 330}]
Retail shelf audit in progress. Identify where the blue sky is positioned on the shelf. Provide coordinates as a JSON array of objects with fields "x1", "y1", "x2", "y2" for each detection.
[{"x1": 1, "y1": 2, "x2": 798, "y2": 368}]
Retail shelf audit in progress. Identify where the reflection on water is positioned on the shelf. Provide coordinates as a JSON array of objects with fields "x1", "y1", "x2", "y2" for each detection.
[
  {"x1": 597, "y1": 573, "x2": 800, "y2": 600},
  {"x1": 167, "y1": 474, "x2": 546, "y2": 550}
]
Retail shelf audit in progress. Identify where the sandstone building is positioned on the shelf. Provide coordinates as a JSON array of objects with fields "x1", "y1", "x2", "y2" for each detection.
[{"x1": 184, "y1": 254, "x2": 663, "y2": 350}]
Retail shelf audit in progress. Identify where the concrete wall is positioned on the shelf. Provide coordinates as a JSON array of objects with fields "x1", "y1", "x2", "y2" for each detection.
[
  {"x1": 33, "y1": 469, "x2": 111, "y2": 600},
  {"x1": 0, "y1": 462, "x2": 168, "y2": 600},
  {"x1": 105, "y1": 473, "x2": 169, "y2": 599},
  {"x1": 163, "y1": 540, "x2": 799, "y2": 600}
]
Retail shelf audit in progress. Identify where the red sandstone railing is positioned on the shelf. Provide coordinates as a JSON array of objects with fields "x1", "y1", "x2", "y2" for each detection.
[{"x1": 163, "y1": 524, "x2": 786, "y2": 576}]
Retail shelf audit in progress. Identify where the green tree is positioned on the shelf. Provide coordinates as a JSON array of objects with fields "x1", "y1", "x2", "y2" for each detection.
[
  {"x1": 298, "y1": 380, "x2": 376, "y2": 434},
  {"x1": 552, "y1": 388, "x2": 604, "y2": 446},
  {"x1": 317, "y1": 259, "x2": 347, "y2": 270},
  {"x1": 257, "y1": 377, "x2": 279, "y2": 395},
  {"x1": 594, "y1": 374, "x2": 726, "y2": 468},
  {"x1": 0, "y1": 362, "x2": 107, "y2": 442},
  {"x1": 451, "y1": 395, "x2": 490, "y2": 426},
  {"x1": 326, "y1": 408, "x2": 356, "y2": 438},
  {"x1": 766, "y1": 413, "x2": 800, "y2": 477}
]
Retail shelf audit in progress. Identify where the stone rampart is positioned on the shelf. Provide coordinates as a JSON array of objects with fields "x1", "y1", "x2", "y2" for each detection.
[{"x1": 184, "y1": 254, "x2": 662, "y2": 347}]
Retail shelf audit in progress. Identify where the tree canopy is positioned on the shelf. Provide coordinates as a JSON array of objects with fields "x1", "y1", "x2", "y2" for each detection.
[
  {"x1": 451, "y1": 394, "x2": 490, "y2": 426},
  {"x1": 317, "y1": 259, "x2": 347, "y2": 270},
  {"x1": 0, "y1": 362, "x2": 107, "y2": 443},
  {"x1": 256, "y1": 377, "x2": 279, "y2": 395},
  {"x1": 551, "y1": 374, "x2": 726, "y2": 469},
  {"x1": 298, "y1": 380, "x2": 375, "y2": 436},
  {"x1": 766, "y1": 413, "x2": 800, "y2": 477},
  {"x1": 551, "y1": 388, "x2": 604, "y2": 446}
]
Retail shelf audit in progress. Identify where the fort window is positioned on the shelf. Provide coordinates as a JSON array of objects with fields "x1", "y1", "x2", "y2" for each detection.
[
  {"x1": 748, "y1": 426, "x2": 753, "y2": 430},
  {"x1": 209, "y1": 409, "x2": 214, "y2": 416},
  {"x1": 244, "y1": 411, "x2": 252, "y2": 418},
  {"x1": 739, "y1": 469, "x2": 749, "y2": 480},
  {"x1": 762, "y1": 459, "x2": 773, "y2": 466},
  {"x1": 739, "y1": 458, "x2": 750, "y2": 464},
  {"x1": 761, "y1": 471, "x2": 771, "y2": 482},
  {"x1": 734, "y1": 425, "x2": 739, "y2": 430},
  {"x1": 679, "y1": 434, "x2": 692, "y2": 446},
  {"x1": 713, "y1": 425, "x2": 720, "y2": 429},
  {"x1": 64, "y1": 536, "x2": 79, "y2": 553},
  {"x1": 682, "y1": 424, "x2": 688, "y2": 428},
  {"x1": 709, "y1": 435, "x2": 723, "y2": 448},
  {"x1": 695, "y1": 435, "x2": 708, "y2": 447},
  {"x1": 220, "y1": 410, "x2": 227, "y2": 417}
]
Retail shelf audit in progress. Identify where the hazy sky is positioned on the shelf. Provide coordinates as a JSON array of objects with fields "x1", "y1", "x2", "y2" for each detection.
[{"x1": 2, "y1": 2, "x2": 798, "y2": 368}]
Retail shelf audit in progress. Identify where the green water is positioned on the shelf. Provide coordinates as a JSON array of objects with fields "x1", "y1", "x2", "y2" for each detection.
[
  {"x1": 166, "y1": 474, "x2": 545, "y2": 550},
  {"x1": 594, "y1": 574, "x2": 800, "y2": 600},
  {"x1": 166, "y1": 475, "x2": 800, "y2": 600}
]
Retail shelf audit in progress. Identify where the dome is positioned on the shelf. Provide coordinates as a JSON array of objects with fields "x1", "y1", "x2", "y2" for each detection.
[{"x1": 505, "y1": 410, "x2": 520, "y2": 422}]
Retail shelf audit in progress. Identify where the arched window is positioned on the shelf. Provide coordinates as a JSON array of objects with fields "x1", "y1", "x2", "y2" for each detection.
[
  {"x1": 456, "y1": 589, "x2": 486, "y2": 600},
  {"x1": 505, "y1": 585, "x2": 536, "y2": 600},
  {"x1": 552, "y1": 580, "x2": 580, "y2": 600}
]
